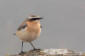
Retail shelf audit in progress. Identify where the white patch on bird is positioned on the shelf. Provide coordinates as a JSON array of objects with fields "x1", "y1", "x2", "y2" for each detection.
[{"x1": 28, "y1": 16, "x2": 40, "y2": 19}]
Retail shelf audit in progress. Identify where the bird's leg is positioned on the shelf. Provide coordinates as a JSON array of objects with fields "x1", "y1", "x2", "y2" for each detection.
[
  {"x1": 29, "y1": 42, "x2": 36, "y2": 50},
  {"x1": 19, "y1": 41, "x2": 25, "y2": 55},
  {"x1": 21, "y1": 41, "x2": 24, "y2": 53},
  {"x1": 29, "y1": 42, "x2": 41, "y2": 51}
]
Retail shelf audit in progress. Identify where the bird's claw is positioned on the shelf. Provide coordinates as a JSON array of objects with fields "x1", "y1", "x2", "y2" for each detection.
[
  {"x1": 19, "y1": 51, "x2": 26, "y2": 55},
  {"x1": 32, "y1": 48, "x2": 41, "y2": 51}
]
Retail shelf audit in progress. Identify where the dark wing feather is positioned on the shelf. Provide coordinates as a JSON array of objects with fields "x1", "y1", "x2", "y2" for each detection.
[{"x1": 17, "y1": 23, "x2": 27, "y2": 30}]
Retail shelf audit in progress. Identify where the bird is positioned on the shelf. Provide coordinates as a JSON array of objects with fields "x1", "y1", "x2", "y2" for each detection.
[{"x1": 15, "y1": 15, "x2": 43, "y2": 55}]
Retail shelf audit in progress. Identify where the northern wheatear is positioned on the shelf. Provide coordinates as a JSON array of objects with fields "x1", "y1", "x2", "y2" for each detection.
[{"x1": 15, "y1": 15, "x2": 43, "y2": 54}]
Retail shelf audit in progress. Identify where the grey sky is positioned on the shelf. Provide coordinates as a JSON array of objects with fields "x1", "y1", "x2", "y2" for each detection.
[{"x1": 0, "y1": 0, "x2": 85, "y2": 56}]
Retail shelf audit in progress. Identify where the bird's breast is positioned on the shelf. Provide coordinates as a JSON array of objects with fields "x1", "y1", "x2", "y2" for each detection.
[{"x1": 16, "y1": 26, "x2": 41, "y2": 42}]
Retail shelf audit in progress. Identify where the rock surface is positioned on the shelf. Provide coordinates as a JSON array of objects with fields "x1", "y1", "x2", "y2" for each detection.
[{"x1": 7, "y1": 49, "x2": 85, "y2": 56}]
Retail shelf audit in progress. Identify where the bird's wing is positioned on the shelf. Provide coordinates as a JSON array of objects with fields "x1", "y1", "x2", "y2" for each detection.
[{"x1": 17, "y1": 23, "x2": 27, "y2": 31}]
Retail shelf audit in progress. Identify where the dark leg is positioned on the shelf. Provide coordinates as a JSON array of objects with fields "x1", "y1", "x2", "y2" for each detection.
[
  {"x1": 29, "y1": 42, "x2": 41, "y2": 51},
  {"x1": 21, "y1": 41, "x2": 24, "y2": 53},
  {"x1": 29, "y1": 42, "x2": 36, "y2": 50},
  {"x1": 19, "y1": 41, "x2": 25, "y2": 55}
]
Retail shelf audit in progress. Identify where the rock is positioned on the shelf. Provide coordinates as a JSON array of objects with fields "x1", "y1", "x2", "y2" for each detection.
[{"x1": 7, "y1": 49, "x2": 85, "y2": 56}]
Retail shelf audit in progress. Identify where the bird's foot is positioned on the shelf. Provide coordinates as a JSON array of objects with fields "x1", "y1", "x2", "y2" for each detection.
[
  {"x1": 32, "y1": 48, "x2": 41, "y2": 51},
  {"x1": 19, "y1": 51, "x2": 26, "y2": 55}
]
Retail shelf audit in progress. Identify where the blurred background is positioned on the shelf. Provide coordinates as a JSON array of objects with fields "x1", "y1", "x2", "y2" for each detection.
[{"x1": 0, "y1": 0, "x2": 85, "y2": 56}]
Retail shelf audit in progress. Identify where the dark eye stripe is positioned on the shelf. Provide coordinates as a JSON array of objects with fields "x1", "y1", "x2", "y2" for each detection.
[
  {"x1": 17, "y1": 24, "x2": 27, "y2": 30},
  {"x1": 29, "y1": 18, "x2": 43, "y2": 21}
]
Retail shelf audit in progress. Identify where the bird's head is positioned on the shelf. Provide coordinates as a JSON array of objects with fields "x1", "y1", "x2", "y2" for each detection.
[{"x1": 17, "y1": 15, "x2": 43, "y2": 31}]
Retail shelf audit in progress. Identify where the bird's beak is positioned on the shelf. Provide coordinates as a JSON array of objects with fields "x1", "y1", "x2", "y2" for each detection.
[{"x1": 39, "y1": 17, "x2": 43, "y2": 20}]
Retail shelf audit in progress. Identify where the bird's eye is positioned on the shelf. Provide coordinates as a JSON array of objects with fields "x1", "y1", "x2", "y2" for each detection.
[{"x1": 17, "y1": 24, "x2": 27, "y2": 30}]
